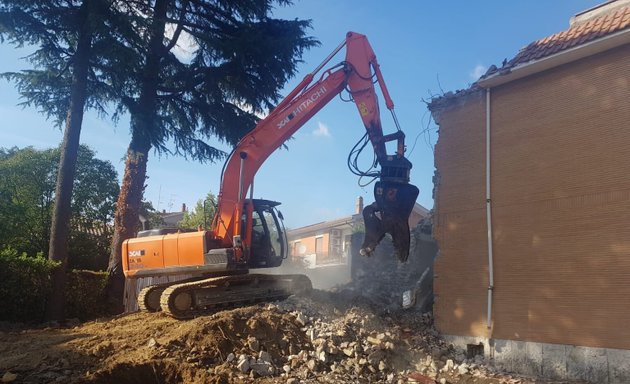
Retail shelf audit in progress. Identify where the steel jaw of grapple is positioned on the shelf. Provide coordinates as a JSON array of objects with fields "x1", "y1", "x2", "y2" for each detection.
[{"x1": 360, "y1": 180, "x2": 420, "y2": 262}]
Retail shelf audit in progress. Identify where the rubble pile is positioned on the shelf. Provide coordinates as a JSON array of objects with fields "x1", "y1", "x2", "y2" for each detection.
[
  {"x1": 2, "y1": 290, "x2": 557, "y2": 384},
  {"x1": 1, "y1": 224, "x2": 550, "y2": 384},
  {"x1": 348, "y1": 222, "x2": 437, "y2": 313},
  {"x1": 196, "y1": 292, "x2": 526, "y2": 384}
]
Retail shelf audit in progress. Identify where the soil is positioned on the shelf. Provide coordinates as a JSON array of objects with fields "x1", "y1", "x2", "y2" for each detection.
[{"x1": 0, "y1": 290, "x2": 582, "y2": 384}]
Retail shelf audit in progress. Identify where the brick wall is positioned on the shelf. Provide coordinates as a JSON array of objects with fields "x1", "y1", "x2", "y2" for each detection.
[{"x1": 432, "y1": 44, "x2": 630, "y2": 349}]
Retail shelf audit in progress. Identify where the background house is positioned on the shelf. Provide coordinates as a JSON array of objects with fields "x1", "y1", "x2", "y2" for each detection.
[
  {"x1": 282, "y1": 197, "x2": 431, "y2": 291},
  {"x1": 428, "y1": 1, "x2": 630, "y2": 382},
  {"x1": 158, "y1": 203, "x2": 187, "y2": 227},
  {"x1": 287, "y1": 196, "x2": 429, "y2": 268}
]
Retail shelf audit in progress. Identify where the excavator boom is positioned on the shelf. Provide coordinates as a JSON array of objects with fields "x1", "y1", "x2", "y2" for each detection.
[{"x1": 214, "y1": 31, "x2": 419, "y2": 262}]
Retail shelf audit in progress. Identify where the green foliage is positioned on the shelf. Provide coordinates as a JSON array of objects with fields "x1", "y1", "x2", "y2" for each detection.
[
  {"x1": 104, "y1": 0, "x2": 320, "y2": 162},
  {"x1": 178, "y1": 192, "x2": 217, "y2": 230},
  {"x1": 0, "y1": 248, "x2": 58, "y2": 322},
  {"x1": 65, "y1": 270, "x2": 108, "y2": 321},
  {"x1": 0, "y1": 248, "x2": 108, "y2": 323},
  {"x1": 72, "y1": 146, "x2": 119, "y2": 223},
  {"x1": 0, "y1": 145, "x2": 118, "y2": 263},
  {"x1": 138, "y1": 200, "x2": 165, "y2": 231},
  {"x1": 68, "y1": 226, "x2": 111, "y2": 271},
  {"x1": 0, "y1": 147, "x2": 57, "y2": 256},
  {"x1": 0, "y1": 0, "x2": 126, "y2": 126}
]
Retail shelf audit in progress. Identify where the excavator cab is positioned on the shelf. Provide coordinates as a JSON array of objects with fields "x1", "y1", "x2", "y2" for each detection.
[{"x1": 244, "y1": 199, "x2": 287, "y2": 268}]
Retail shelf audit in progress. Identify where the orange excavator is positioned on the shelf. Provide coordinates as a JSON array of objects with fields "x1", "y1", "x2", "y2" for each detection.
[{"x1": 123, "y1": 32, "x2": 419, "y2": 318}]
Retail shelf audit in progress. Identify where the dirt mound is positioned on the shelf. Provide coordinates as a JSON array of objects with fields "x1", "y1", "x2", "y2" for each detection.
[
  {"x1": 0, "y1": 290, "x2": 568, "y2": 384},
  {"x1": 0, "y1": 305, "x2": 308, "y2": 384}
]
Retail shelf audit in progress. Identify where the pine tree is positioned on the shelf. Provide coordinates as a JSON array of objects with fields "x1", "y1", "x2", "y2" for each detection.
[
  {"x1": 0, "y1": 0, "x2": 122, "y2": 320},
  {"x1": 105, "y1": 0, "x2": 317, "y2": 312}
]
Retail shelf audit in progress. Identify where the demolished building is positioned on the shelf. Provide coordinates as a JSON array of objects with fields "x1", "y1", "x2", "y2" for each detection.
[{"x1": 428, "y1": 1, "x2": 630, "y2": 382}]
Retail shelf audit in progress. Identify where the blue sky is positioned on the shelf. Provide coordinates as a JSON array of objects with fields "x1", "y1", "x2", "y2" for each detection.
[{"x1": 0, "y1": 0, "x2": 599, "y2": 229}]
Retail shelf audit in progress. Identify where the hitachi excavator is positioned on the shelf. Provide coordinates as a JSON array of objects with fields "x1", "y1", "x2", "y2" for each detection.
[{"x1": 123, "y1": 32, "x2": 419, "y2": 319}]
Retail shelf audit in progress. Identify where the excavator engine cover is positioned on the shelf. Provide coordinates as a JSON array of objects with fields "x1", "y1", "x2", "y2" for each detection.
[{"x1": 361, "y1": 181, "x2": 420, "y2": 262}]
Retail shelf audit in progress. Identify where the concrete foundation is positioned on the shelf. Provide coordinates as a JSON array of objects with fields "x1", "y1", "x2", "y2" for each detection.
[{"x1": 444, "y1": 335, "x2": 630, "y2": 384}]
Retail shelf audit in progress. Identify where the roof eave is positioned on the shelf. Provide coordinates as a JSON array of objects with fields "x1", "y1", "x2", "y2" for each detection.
[{"x1": 477, "y1": 28, "x2": 630, "y2": 89}]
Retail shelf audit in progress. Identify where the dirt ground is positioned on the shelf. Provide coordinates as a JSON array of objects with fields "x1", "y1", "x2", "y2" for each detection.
[{"x1": 0, "y1": 288, "x2": 586, "y2": 384}]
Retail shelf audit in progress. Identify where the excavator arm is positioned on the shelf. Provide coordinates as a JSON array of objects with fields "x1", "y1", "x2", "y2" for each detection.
[{"x1": 213, "y1": 31, "x2": 419, "y2": 262}]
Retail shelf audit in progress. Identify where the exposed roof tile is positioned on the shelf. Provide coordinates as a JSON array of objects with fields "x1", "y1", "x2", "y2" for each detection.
[
  {"x1": 505, "y1": 5, "x2": 630, "y2": 68},
  {"x1": 430, "y1": 2, "x2": 630, "y2": 109}
]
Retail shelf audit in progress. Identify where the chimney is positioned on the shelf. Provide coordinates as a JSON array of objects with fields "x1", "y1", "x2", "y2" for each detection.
[
  {"x1": 182, "y1": 203, "x2": 187, "y2": 212},
  {"x1": 571, "y1": 0, "x2": 630, "y2": 26},
  {"x1": 355, "y1": 196, "x2": 364, "y2": 215}
]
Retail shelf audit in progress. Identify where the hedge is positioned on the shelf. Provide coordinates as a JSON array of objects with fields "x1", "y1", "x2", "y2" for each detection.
[{"x1": 0, "y1": 248, "x2": 109, "y2": 323}]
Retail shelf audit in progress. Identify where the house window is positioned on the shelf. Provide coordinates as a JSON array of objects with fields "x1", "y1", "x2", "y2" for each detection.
[
  {"x1": 293, "y1": 241, "x2": 301, "y2": 256},
  {"x1": 315, "y1": 236, "x2": 323, "y2": 254}
]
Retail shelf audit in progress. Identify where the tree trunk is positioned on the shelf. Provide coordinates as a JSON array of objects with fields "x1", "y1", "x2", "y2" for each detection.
[
  {"x1": 105, "y1": 0, "x2": 169, "y2": 313},
  {"x1": 46, "y1": 0, "x2": 93, "y2": 322},
  {"x1": 105, "y1": 138, "x2": 151, "y2": 314}
]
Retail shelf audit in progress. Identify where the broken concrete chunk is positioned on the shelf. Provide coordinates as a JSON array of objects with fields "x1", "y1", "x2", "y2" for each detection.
[
  {"x1": 443, "y1": 359, "x2": 454, "y2": 372},
  {"x1": 258, "y1": 350, "x2": 271, "y2": 363},
  {"x1": 237, "y1": 359, "x2": 250, "y2": 373},
  {"x1": 1, "y1": 372, "x2": 17, "y2": 383},
  {"x1": 247, "y1": 337, "x2": 260, "y2": 352},
  {"x1": 295, "y1": 312, "x2": 308, "y2": 326},
  {"x1": 250, "y1": 362, "x2": 274, "y2": 376}
]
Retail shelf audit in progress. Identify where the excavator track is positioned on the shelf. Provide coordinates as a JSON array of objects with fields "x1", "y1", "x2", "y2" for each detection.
[
  {"x1": 137, "y1": 285, "x2": 165, "y2": 312},
  {"x1": 137, "y1": 276, "x2": 210, "y2": 312},
  {"x1": 159, "y1": 273, "x2": 312, "y2": 319}
]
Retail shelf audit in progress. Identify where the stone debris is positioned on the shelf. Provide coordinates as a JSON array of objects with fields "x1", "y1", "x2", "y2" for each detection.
[
  {"x1": 1, "y1": 372, "x2": 17, "y2": 383},
  {"x1": 0, "y1": 226, "x2": 544, "y2": 384},
  {"x1": 237, "y1": 355, "x2": 250, "y2": 373},
  {"x1": 295, "y1": 312, "x2": 308, "y2": 327},
  {"x1": 247, "y1": 336, "x2": 260, "y2": 352},
  {"x1": 208, "y1": 291, "x2": 523, "y2": 384}
]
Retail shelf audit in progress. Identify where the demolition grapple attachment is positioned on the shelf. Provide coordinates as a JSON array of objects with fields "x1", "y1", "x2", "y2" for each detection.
[{"x1": 360, "y1": 154, "x2": 420, "y2": 262}]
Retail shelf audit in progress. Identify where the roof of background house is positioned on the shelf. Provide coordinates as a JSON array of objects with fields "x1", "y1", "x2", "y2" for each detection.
[
  {"x1": 287, "y1": 202, "x2": 430, "y2": 239},
  {"x1": 429, "y1": 0, "x2": 630, "y2": 109},
  {"x1": 288, "y1": 216, "x2": 359, "y2": 239},
  {"x1": 160, "y1": 211, "x2": 185, "y2": 227}
]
